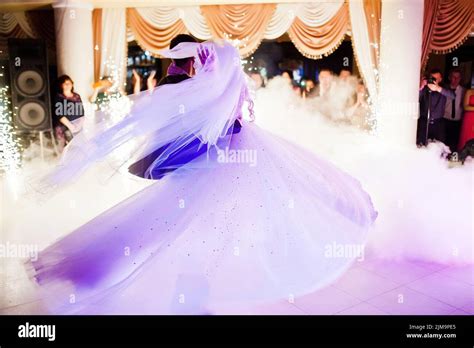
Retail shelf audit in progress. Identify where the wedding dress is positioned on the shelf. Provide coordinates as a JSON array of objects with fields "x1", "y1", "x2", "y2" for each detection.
[{"x1": 30, "y1": 40, "x2": 377, "y2": 314}]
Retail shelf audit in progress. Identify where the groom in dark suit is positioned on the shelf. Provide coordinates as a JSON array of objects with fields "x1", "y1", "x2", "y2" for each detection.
[
  {"x1": 157, "y1": 34, "x2": 197, "y2": 86},
  {"x1": 128, "y1": 34, "x2": 241, "y2": 179}
]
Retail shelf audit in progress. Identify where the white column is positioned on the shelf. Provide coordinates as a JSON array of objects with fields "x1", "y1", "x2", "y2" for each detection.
[
  {"x1": 53, "y1": 0, "x2": 94, "y2": 105},
  {"x1": 377, "y1": 0, "x2": 424, "y2": 146}
]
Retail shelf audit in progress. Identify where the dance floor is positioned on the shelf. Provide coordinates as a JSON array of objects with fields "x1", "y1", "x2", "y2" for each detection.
[{"x1": 1, "y1": 250, "x2": 472, "y2": 315}]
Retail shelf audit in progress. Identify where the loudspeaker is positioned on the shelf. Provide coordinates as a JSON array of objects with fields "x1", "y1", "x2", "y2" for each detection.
[{"x1": 8, "y1": 38, "x2": 52, "y2": 132}]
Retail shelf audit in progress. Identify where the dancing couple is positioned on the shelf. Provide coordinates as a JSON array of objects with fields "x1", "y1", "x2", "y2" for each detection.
[{"x1": 31, "y1": 35, "x2": 377, "y2": 314}]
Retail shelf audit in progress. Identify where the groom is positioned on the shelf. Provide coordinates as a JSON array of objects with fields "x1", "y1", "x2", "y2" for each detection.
[
  {"x1": 157, "y1": 34, "x2": 197, "y2": 87},
  {"x1": 128, "y1": 34, "x2": 241, "y2": 179}
]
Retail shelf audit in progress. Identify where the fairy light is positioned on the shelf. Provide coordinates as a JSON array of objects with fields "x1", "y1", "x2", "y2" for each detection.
[
  {"x1": 100, "y1": 91, "x2": 133, "y2": 124},
  {"x1": 0, "y1": 80, "x2": 22, "y2": 173},
  {"x1": 223, "y1": 33, "x2": 250, "y2": 50},
  {"x1": 94, "y1": 58, "x2": 135, "y2": 163},
  {"x1": 99, "y1": 57, "x2": 133, "y2": 124},
  {"x1": 366, "y1": 93, "x2": 378, "y2": 134}
]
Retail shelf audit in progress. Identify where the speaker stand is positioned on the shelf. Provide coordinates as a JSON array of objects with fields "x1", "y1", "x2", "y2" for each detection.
[
  {"x1": 49, "y1": 130, "x2": 60, "y2": 157},
  {"x1": 38, "y1": 130, "x2": 60, "y2": 161}
]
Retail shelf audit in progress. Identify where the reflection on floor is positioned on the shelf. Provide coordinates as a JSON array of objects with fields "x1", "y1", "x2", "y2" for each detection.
[{"x1": 1, "y1": 251, "x2": 472, "y2": 315}]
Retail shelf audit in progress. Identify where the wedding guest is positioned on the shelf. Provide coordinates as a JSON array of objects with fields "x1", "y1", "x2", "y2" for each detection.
[
  {"x1": 302, "y1": 78, "x2": 316, "y2": 99},
  {"x1": 281, "y1": 70, "x2": 293, "y2": 84},
  {"x1": 147, "y1": 70, "x2": 158, "y2": 91},
  {"x1": 339, "y1": 68, "x2": 352, "y2": 80},
  {"x1": 346, "y1": 81, "x2": 371, "y2": 130},
  {"x1": 337, "y1": 69, "x2": 358, "y2": 107},
  {"x1": 312, "y1": 69, "x2": 358, "y2": 122},
  {"x1": 91, "y1": 74, "x2": 130, "y2": 107},
  {"x1": 278, "y1": 70, "x2": 299, "y2": 95},
  {"x1": 416, "y1": 68, "x2": 455, "y2": 146},
  {"x1": 315, "y1": 69, "x2": 334, "y2": 97},
  {"x1": 90, "y1": 76, "x2": 116, "y2": 109},
  {"x1": 132, "y1": 69, "x2": 142, "y2": 95},
  {"x1": 443, "y1": 69, "x2": 466, "y2": 152},
  {"x1": 53, "y1": 75, "x2": 84, "y2": 150},
  {"x1": 132, "y1": 69, "x2": 158, "y2": 94},
  {"x1": 250, "y1": 71, "x2": 264, "y2": 89},
  {"x1": 458, "y1": 89, "x2": 474, "y2": 151}
]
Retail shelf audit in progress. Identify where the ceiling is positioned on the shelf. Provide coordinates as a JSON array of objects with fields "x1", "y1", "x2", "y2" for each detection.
[{"x1": 0, "y1": 0, "x2": 318, "y2": 11}]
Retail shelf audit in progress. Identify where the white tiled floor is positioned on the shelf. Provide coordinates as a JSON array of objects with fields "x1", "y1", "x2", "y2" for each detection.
[
  {"x1": 331, "y1": 267, "x2": 400, "y2": 301},
  {"x1": 406, "y1": 273, "x2": 473, "y2": 309},
  {"x1": 290, "y1": 285, "x2": 361, "y2": 314},
  {"x1": 215, "y1": 260, "x2": 473, "y2": 315},
  {"x1": 355, "y1": 259, "x2": 435, "y2": 285},
  {"x1": 1, "y1": 257, "x2": 473, "y2": 315},
  {"x1": 336, "y1": 302, "x2": 388, "y2": 315},
  {"x1": 437, "y1": 265, "x2": 474, "y2": 285},
  {"x1": 366, "y1": 286, "x2": 457, "y2": 315}
]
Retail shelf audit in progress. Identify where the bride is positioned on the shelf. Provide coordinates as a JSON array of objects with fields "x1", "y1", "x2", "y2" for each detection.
[{"x1": 30, "y1": 36, "x2": 377, "y2": 314}]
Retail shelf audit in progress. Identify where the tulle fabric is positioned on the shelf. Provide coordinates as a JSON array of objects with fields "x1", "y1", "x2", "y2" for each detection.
[
  {"x1": 29, "y1": 39, "x2": 377, "y2": 314},
  {"x1": 31, "y1": 122, "x2": 376, "y2": 314},
  {"x1": 37, "y1": 39, "x2": 250, "y2": 189}
]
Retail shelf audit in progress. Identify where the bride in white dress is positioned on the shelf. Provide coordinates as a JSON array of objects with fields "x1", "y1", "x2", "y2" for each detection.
[{"x1": 30, "y1": 39, "x2": 377, "y2": 314}]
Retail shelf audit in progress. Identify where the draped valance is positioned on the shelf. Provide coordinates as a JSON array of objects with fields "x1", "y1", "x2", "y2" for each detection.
[
  {"x1": 125, "y1": 2, "x2": 349, "y2": 59},
  {"x1": 200, "y1": 4, "x2": 276, "y2": 57},
  {"x1": 287, "y1": 2, "x2": 349, "y2": 59},
  {"x1": 1, "y1": 0, "x2": 472, "y2": 102},
  {"x1": 421, "y1": 0, "x2": 474, "y2": 71},
  {"x1": 128, "y1": 8, "x2": 187, "y2": 55},
  {"x1": 0, "y1": 11, "x2": 55, "y2": 51}
]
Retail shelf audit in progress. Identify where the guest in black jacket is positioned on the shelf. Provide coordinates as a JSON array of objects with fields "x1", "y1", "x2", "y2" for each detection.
[{"x1": 417, "y1": 68, "x2": 455, "y2": 146}]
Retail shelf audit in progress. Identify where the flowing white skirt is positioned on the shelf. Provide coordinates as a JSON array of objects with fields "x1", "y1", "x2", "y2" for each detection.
[{"x1": 31, "y1": 122, "x2": 376, "y2": 314}]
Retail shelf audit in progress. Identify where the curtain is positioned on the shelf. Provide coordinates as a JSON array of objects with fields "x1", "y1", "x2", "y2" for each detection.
[
  {"x1": 264, "y1": 4, "x2": 297, "y2": 40},
  {"x1": 126, "y1": 26, "x2": 135, "y2": 42},
  {"x1": 349, "y1": 0, "x2": 381, "y2": 100},
  {"x1": 421, "y1": 0, "x2": 441, "y2": 72},
  {"x1": 136, "y1": 7, "x2": 180, "y2": 28},
  {"x1": 0, "y1": 11, "x2": 55, "y2": 54},
  {"x1": 363, "y1": 0, "x2": 381, "y2": 72},
  {"x1": 201, "y1": 4, "x2": 276, "y2": 57},
  {"x1": 180, "y1": 6, "x2": 212, "y2": 40},
  {"x1": 295, "y1": 1, "x2": 345, "y2": 26},
  {"x1": 126, "y1": 7, "x2": 211, "y2": 43},
  {"x1": 0, "y1": 12, "x2": 42, "y2": 38},
  {"x1": 288, "y1": 2, "x2": 349, "y2": 59},
  {"x1": 0, "y1": 12, "x2": 28, "y2": 52},
  {"x1": 11, "y1": 12, "x2": 35, "y2": 37},
  {"x1": 125, "y1": 3, "x2": 351, "y2": 59},
  {"x1": 93, "y1": 9, "x2": 102, "y2": 82},
  {"x1": 0, "y1": 12, "x2": 21, "y2": 35},
  {"x1": 430, "y1": 0, "x2": 474, "y2": 53},
  {"x1": 127, "y1": 8, "x2": 188, "y2": 56},
  {"x1": 421, "y1": 0, "x2": 474, "y2": 72},
  {"x1": 100, "y1": 9, "x2": 127, "y2": 86},
  {"x1": 25, "y1": 10, "x2": 56, "y2": 51}
]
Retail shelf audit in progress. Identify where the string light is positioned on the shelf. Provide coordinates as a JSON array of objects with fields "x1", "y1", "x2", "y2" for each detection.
[
  {"x1": 0, "y1": 79, "x2": 22, "y2": 173},
  {"x1": 366, "y1": 93, "x2": 378, "y2": 134},
  {"x1": 223, "y1": 33, "x2": 250, "y2": 51},
  {"x1": 99, "y1": 57, "x2": 133, "y2": 125},
  {"x1": 95, "y1": 58, "x2": 135, "y2": 163}
]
